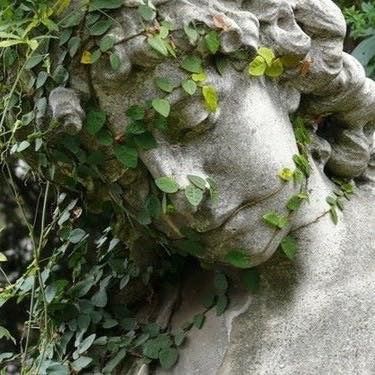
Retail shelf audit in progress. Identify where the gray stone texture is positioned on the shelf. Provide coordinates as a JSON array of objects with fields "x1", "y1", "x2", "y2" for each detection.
[
  {"x1": 156, "y1": 184, "x2": 375, "y2": 375},
  {"x1": 49, "y1": 0, "x2": 375, "y2": 373}
]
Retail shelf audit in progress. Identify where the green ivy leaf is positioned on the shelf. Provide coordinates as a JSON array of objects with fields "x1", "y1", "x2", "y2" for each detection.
[
  {"x1": 127, "y1": 121, "x2": 146, "y2": 134},
  {"x1": 174, "y1": 329, "x2": 185, "y2": 347},
  {"x1": 293, "y1": 154, "x2": 311, "y2": 177},
  {"x1": 16, "y1": 141, "x2": 31, "y2": 153},
  {"x1": 182, "y1": 80, "x2": 197, "y2": 95},
  {"x1": 143, "y1": 335, "x2": 172, "y2": 359},
  {"x1": 138, "y1": 4, "x2": 156, "y2": 21},
  {"x1": 184, "y1": 184, "x2": 204, "y2": 206},
  {"x1": 25, "y1": 54, "x2": 44, "y2": 69},
  {"x1": 287, "y1": 193, "x2": 308, "y2": 212},
  {"x1": 155, "y1": 77, "x2": 174, "y2": 93},
  {"x1": 181, "y1": 56, "x2": 203, "y2": 73},
  {"x1": 187, "y1": 175, "x2": 206, "y2": 190},
  {"x1": 215, "y1": 55, "x2": 229, "y2": 76},
  {"x1": 134, "y1": 132, "x2": 158, "y2": 150},
  {"x1": 102, "y1": 349, "x2": 126, "y2": 373},
  {"x1": 52, "y1": 65, "x2": 69, "y2": 84},
  {"x1": 146, "y1": 195, "x2": 161, "y2": 218},
  {"x1": 152, "y1": 98, "x2": 170, "y2": 117},
  {"x1": 68, "y1": 228, "x2": 87, "y2": 244},
  {"x1": 280, "y1": 236, "x2": 298, "y2": 260},
  {"x1": 126, "y1": 105, "x2": 145, "y2": 120},
  {"x1": 326, "y1": 196, "x2": 337, "y2": 206},
  {"x1": 214, "y1": 272, "x2": 228, "y2": 293},
  {"x1": 114, "y1": 145, "x2": 138, "y2": 168},
  {"x1": 205, "y1": 30, "x2": 220, "y2": 54},
  {"x1": 91, "y1": 288, "x2": 107, "y2": 307},
  {"x1": 207, "y1": 177, "x2": 219, "y2": 204},
  {"x1": 262, "y1": 212, "x2": 288, "y2": 229},
  {"x1": 330, "y1": 206, "x2": 339, "y2": 225},
  {"x1": 89, "y1": 0, "x2": 124, "y2": 10},
  {"x1": 193, "y1": 313, "x2": 205, "y2": 329},
  {"x1": 248, "y1": 55, "x2": 267, "y2": 76},
  {"x1": 99, "y1": 35, "x2": 115, "y2": 52},
  {"x1": 336, "y1": 199, "x2": 344, "y2": 211},
  {"x1": 148, "y1": 35, "x2": 169, "y2": 57},
  {"x1": 155, "y1": 177, "x2": 179, "y2": 194},
  {"x1": 225, "y1": 250, "x2": 251, "y2": 269},
  {"x1": 96, "y1": 129, "x2": 113, "y2": 146},
  {"x1": 68, "y1": 36, "x2": 81, "y2": 57},
  {"x1": 89, "y1": 19, "x2": 113, "y2": 36},
  {"x1": 202, "y1": 85, "x2": 219, "y2": 112},
  {"x1": 77, "y1": 334, "x2": 96, "y2": 355},
  {"x1": 90, "y1": 49, "x2": 102, "y2": 64},
  {"x1": 257, "y1": 47, "x2": 275, "y2": 65},
  {"x1": 159, "y1": 347, "x2": 178, "y2": 369},
  {"x1": 110, "y1": 52, "x2": 121, "y2": 71},
  {"x1": 0, "y1": 326, "x2": 15, "y2": 344},
  {"x1": 184, "y1": 25, "x2": 199, "y2": 44},
  {"x1": 265, "y1": 58, "x2": 284, "y2": 78},
  {"x1": 71, "y1": 356, "x2": 93, "y2": 372},
  {"x1": 36, "y1": 71, "x2": 48, "y2": 89},
  {"x1": 85, "y1": 110, "x2": 106, "y2": 135},
  {"x1": 216, "y1": 294, "x2": 228, "y2": 316},
  {"x1": 192, "y1": 72, "x2": 207, "y2": 82}
]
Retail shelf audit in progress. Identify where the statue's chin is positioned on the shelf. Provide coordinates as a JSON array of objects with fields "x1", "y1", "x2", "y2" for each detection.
[
  {"x1": 156, "y1": 185, "x2": 297, "y2": 267},
  {"x1": 200, "y1": 205, "x2": 292, "y2": 267}
]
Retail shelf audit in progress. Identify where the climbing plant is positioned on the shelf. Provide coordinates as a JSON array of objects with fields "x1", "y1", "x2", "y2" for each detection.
[{"x1": 0, "y1": 0, "x2": 357, "y2": 373}]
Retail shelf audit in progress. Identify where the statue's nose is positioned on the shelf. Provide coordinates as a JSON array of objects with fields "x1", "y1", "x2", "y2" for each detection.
[{"x1": 269, "y1": 20, "x2": 311, "y2": 59}]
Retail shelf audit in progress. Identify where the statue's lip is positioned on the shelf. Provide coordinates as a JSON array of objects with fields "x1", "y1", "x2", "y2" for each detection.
[
  {"x1": 195, "y1": 183, "x2": 287, "y2": 234},
  {"x1": 157, "y1": 184, "x2": 288, "y2": 250}
]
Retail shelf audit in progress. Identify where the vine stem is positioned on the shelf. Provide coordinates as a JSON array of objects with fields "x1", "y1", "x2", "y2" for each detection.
[
  {"x1": 0, "y1": 265, "x2": 11, "y2": 286},
  {"x1": 3, "y1": 164, "x2": 51, "y2": 373},
  {"x1": 34, "y1": 180, "x2": 51, "y2": 375}
]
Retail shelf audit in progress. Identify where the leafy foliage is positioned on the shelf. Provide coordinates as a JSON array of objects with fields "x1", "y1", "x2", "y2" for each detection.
[
  {"x1": 343, "y1": 2, "x2": 375, "y2": 77},
  {"x1": 248, "y1": 47, "x2": 285, "y2": 78},
  {"x1": 0, "y1": 0, "x2": 357, "y2": 372}
]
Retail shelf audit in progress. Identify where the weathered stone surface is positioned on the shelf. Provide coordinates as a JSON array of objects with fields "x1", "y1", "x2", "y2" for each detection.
[
  {"x1": 156, "y1": 183, "x2": 375, "y2": 374},
  {"x1": 55, "y1": 0, "x2": 375, "y2": 267},
  {"x1": 48, "y1": 0, "x2": 375, "y2": 372}
]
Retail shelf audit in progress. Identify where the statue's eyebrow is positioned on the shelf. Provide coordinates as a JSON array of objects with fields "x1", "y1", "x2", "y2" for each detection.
[{"x1": 254, "y1": 1, "x2": 291, "y2": 23}]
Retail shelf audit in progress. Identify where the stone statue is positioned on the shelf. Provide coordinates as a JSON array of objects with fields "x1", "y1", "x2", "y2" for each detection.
[{"x1": 48, "y1": 0, "x2": 375, "y2": 373}]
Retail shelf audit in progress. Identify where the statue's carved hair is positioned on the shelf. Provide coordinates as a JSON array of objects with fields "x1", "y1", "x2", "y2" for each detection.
[{"x1": 72, "y1": 0, "x2": 375, "y2": 179}]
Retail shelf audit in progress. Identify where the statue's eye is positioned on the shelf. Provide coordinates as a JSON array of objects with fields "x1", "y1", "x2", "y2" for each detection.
[{"x1": 165, "y1": 98, "x2": 218, "y2": 143}]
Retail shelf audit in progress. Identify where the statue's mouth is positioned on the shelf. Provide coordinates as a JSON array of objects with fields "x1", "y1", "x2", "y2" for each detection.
[{"x1": 157, "y1": 183, "x2": 287, "y2": 238}]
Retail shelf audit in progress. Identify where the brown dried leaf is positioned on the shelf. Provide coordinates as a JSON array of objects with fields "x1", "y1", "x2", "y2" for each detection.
[{"x1": 213, "y1": 14, "x2": 232, "y2": 32}]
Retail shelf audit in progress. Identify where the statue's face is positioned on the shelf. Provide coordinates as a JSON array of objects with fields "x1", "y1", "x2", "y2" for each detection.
[{"x1": 92, "y1": 56, "x2": 301, "y2": 265}]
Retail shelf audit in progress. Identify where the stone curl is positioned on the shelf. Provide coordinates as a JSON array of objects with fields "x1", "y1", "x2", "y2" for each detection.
[{"x1": 58, "y1": 0, "x2": 374, "y2": 180}]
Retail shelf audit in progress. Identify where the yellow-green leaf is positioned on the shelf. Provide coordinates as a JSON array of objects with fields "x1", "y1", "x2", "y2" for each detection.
[
  {"x1": 257, "y1": 47, "x2": 275, "y2": 66},
  {"x1": 53, "y1": 0, "x2": 71, "y2": 15},
  {"x1": 265, "y1": 58, "x2": 284, "y2": 78},
  {"x1": 0, "y1": 40, "x2": 25, "y2": 48},
  {"x1": 0, "y1": 253, "x2": 7, "y2": 262},
  {"x1": 27, "y1": 39, "x2": 39, "y2": 50},
  {"x1": 202, "y1": 85, "x2": 218, "y2": 112},
  {"x1": 248, "y1": 56, "x2": 267, "y2": 76},
  {"x1": 192, "y1": 72, "x2": 207, "y2": 82},
  {"x1": 81, "y1": 50, "x2": 92, "y2": 64},
  {"x1": 278, "y1": 168, "x2": 294, "y2": 182}
]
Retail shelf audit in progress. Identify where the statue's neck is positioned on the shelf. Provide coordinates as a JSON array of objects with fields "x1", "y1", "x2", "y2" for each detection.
[{"x1": 291, "y1": 161, "x2": 337, "y2": 232}]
